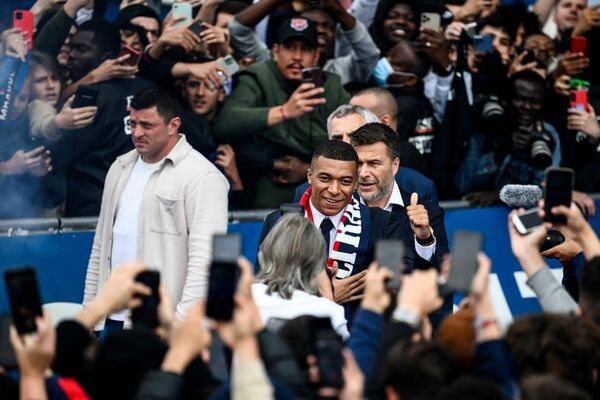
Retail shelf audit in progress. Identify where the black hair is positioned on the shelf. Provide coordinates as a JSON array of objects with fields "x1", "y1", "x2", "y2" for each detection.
[
  {"x1": 382, "y1": 341, "x2": 460, "y2": 400},
  {"x1": 510, "y1": 69, "x2": 546, "y2": 97},
  {"x1": 387, "y1": 40, "x2": 430, "y2": 79},
  {"x1": 521, "y1": 374, "x2": 592, "y2": 400},
  {"x1": 311, "y1": 139, "x2": 359, "y2": 165},
  {"x1": 350, "y1": 122, "x2": 400, "y2": 160},
  {"x1": 439, "y1": 376, "x2": 507, "y2": 400},
  {"x1": 580, "y1": 257, "x2": 600, "y2": 326},
  {"x1": 131, "y1": 86, "x2": 180, "y2": 123},
  {"x1": 215, "y1": 1, "x2": 248, "y2": 19},
  {"x1": 369, "y1": 0, "x2": 419, "y2": 54},
  {"x1": 477, "y1": 12, "x2": 517, "y2": 43},
  {"x1": 77, "y1": 19, "x2": 122, "y2": 58}
]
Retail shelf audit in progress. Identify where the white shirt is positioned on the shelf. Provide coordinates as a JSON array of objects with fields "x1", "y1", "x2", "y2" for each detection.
[
  {"x1": 309, "y1": 199, "x2": 344, "y2": 255},
  {"x1": 109, "y1": 156, "x2": 162, "y2": 320},
  {"x1": 366, "y1": 182, "x2": 436, "y2": 262},
  {"x1": 251, "y1": 282, "x2": 349, "y2": 340}
]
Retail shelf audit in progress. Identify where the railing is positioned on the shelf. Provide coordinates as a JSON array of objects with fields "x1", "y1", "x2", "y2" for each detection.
[
  {"x1": 2, "y1": 195, "x2": 600, "y2": 236},
  {"x1": 0, "y1": 200, "x2": 474, "y2": 236}
]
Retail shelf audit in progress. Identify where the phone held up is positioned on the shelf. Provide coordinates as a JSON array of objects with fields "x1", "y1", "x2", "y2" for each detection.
[
  {"x1": 543, "y1": 167, "x2": 574, "y2": 224},
  {"x1": 4, "y1": 266, "x2": 43, "y2": 335},
  {"x1": 206, "y1": 233, "x2": 242, "y2": 321}
]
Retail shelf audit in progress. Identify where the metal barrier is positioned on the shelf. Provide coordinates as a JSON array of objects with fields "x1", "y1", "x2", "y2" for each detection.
[{"x1": 0, "y1": 200, "x2": 473, "y2": 236}]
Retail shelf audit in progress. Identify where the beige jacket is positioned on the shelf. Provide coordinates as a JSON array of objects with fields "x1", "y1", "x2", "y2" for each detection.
[{"x1": 83, "y1": 135, "x2": 229, "y2": 324}]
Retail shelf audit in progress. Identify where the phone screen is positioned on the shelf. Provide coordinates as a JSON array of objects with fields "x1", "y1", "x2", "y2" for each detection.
[
  {"x1": 447, "y1": 231, "x2": 483, "y2": 294},
  {"x1": 131, "y1": 270, "x2": 160, "y2": 329},
  {"x1": 543, "y1": 168, "x2": 574, "y2": 224},
  {"x1": 4, "y1": 267, "x2": 43, "y2": 334},
  {"x1": 375, "y1": 239, "x2": 405, "y2": 290},
  {"x1": 474, "y1": 34, "x2": 494, "y2": 54},
  {"x1": 315, "y1": 334, "x2": 344, "y2": 389},
  {"x1": 72, "y1": 86, "x2": 98, "y2": 108},
  {"x1": 206, "y1": 234, "x2": 242, "y2": 321},
  {"x1": 517, "y1": 209, "x2": 544, "y2": 231}
]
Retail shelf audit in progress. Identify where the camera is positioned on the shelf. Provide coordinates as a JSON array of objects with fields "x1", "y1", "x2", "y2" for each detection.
[
  {"x1": 15, "y1": 12, "x2": 23, "y2": 20},
  {"x1": 480, "y1": 95, "x2": 505, "y2": 122},
  {"x1": 528, "y1": 121, "x2": 556, "y2": 168}
]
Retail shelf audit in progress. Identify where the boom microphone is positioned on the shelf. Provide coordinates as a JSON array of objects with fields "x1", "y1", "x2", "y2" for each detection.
[{"x1": 499, "y1": 184, "x2": 543, "y2": 208}]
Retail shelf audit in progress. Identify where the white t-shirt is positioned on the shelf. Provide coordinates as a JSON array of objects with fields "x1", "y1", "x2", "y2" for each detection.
[
  {"x1": 251, "y1": 282, "x2": 349, "y2": 340},
  {"x1": 109, "y1": 156, "x2": 162, "y2": 320}
]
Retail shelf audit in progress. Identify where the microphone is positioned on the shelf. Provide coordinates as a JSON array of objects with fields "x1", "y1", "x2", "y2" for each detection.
[{"x1": 499, "y1": 185, "x2": 543, "y2": 208}]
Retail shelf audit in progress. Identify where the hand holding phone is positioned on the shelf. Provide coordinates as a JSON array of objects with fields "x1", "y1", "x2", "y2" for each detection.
[
  {"x1": 543, "y1": 167, "x2": 574, "y2": 224},
  {"x1": 118, "y1": 45, "x2": 142, "y2": 67},
  {"x1": 570, "y1": 36, "x2": 588, "y2": 56},
  {"x1": 171, "y1": 3, "x2": 193, "y2": 27},
  {"x1": 206, "y1": 234, "x2": 242, "y2": 321},
  {"x1": 420, "y1": 12, "x2": 441, "y2": 32},
  {"x1": 375, "y1": 239, "x2": 405, "y2": 290},
  {"x1": 447, "y1": 231, "x2": 483, "y2": 293},
  {"x1": 512, "y1": 208, "x2": 544, "y2": 235},
  {"x1": 131, "y1": 270, "x2": 160, "y2": 329},
  {"x1": 309, "y1": 318, "x2": 344, "y2": 389},
  {"x1": 13, "y1": 10, "x2": 33, "y2": 50},
  {"x1": 72, "y1": 86, "x2": 99, "y2": 108},
  {"x1": 4, "y1": 267, "x2": 43, "y2": 335}
]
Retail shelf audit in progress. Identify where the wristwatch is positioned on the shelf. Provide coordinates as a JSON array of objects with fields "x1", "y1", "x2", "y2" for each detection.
[
  {"x1": 415, "y1": 226, "x2": 435, "y2": 246},
  {"x1": 392, "y1": 307, "x2": 422, "y2": 330}
]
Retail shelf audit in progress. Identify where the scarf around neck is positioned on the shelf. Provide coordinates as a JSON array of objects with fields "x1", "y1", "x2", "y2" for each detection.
[{"x1": 299, "y1": 186, "x2": 370, "y2": 278}]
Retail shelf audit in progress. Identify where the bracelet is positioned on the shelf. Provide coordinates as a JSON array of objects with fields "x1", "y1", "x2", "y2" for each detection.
[{"x1": 279, "y1": 105, "x2": 287, "y2": 121}]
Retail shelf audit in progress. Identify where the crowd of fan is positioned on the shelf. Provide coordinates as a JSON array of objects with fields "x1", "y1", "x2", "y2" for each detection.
[
  {"x1": 0, "y1": 0, "x2": 599, "y2": 217},
  {"x1": 1, "y1": 0, "x2": 600, "y2": 399}
]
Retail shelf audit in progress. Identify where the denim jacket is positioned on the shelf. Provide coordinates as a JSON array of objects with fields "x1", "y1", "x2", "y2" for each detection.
[{"x1": 456, "y1": 122, "x2": 561, "y2": 195}]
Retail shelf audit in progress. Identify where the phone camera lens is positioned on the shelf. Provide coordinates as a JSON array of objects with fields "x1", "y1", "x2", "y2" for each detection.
[{"x1": 16, "y1": 12, "x2": 23, "y2": 20}]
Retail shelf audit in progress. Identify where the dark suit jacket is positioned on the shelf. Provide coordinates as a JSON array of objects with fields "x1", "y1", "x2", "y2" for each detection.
[
  {"x1": 257, "y1": 206, "x2": 416, "y2": 274},
  {"x1": 393, "y1": 188, "x2": 449, "y2": 270}
]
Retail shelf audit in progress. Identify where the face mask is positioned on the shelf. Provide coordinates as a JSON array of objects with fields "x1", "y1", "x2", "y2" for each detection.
[
  {"x1": 372, "y1": 57, "x2": 394, "y2": 88},
  {"x1": 373, "y1": 57, "x2": 418, "y2": 88}
]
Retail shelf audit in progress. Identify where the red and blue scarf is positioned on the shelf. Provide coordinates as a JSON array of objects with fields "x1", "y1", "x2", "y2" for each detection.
[{"x1": 299, "y1": 187, "x2": 371, "y2": 278}]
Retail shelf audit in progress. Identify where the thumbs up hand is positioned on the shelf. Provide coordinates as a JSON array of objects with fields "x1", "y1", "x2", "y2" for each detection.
[{"x1": 406, "y1": 193, "x2": 432, "y2": 241}]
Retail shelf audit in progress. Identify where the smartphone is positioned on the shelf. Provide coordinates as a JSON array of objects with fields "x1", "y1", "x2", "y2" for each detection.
[
  {"x1": 314, "y1": 331, "x2": 344, "y2": 389},
  {"x1": 447, "y1": 231, "x2": 483, "y2": 294},
  {"x1": 118, "y1": 45, "x2": 141, "y2": 67},
  {"x1": 540, "y1": 229, "x2": 566, "y2": 252},
  {"x1": 375, "y1": 239, "x2": 405, "y2": 290},
  {"x1": 0, "y1": 314, "x2": 17, "y2": 369},
  {"x1": 280, "y1": 203, "x2": 305, "y2": 216},
  {"x1": 218, "y1": 55, "x2": 240, "y2": 78},
  {"x1": 131, "y1": 270, "x2": 160, "y2": 329},
  {"x1": 474, "y1": 34, "x2": 494, "y2": 54},
  {"x1": 172, "y1": 3, "x2": 193, "y2": 27},
  {"x1": 543, "y1": 167, "x2": 574, "y2": 224},
  {"x1": 309, "y1": 317, "x2": 344, "y2": 389},
  {"x1": 570, "y1": 89, "x2": 589, "y2": 112},
  {"x1": 72, "y1": 86, "x2": 99, "y2": 108},
  {"x1": 206, "y1": 233, "x2": 242, "y2": 321},
  {"x1": 13, "y1": 10, "x2": 34, "y2": 50},
  {"x1": 512, "y1": 208, "x2": 543, "y2": 235},
  {"x1": 302, "y1": 67, "x2": 324, "y2": 88},
  {"x1": 522, "y1": 50, "x2": 537, "y2": 66},
  {"x1": 4, "y1": 267, "x2": 43, "y2": 335},
  {"x1": 188, "y1": 20, "x2": 207, "y2": 37},
  {"x1": 420, "y1": 12, "x2": 441, "y2": 32},
  {"x1": 570, "y1": 36, "x2": 588, "y2": 56}
]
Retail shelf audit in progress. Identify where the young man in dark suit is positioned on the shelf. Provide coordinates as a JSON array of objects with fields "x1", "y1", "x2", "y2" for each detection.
[{"x1": 259, "y1": 140, "x2": 417, "y2": 310}]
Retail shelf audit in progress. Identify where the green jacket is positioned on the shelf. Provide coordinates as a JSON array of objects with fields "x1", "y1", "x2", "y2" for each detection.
[{"x1": 214, "y1": 59, "x2": 350, "y2": 163}]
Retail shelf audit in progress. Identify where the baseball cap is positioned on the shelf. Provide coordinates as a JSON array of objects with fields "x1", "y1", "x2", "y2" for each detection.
[{"x1": 275, "y1": 17, "x2": 318, "y2": 47}]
